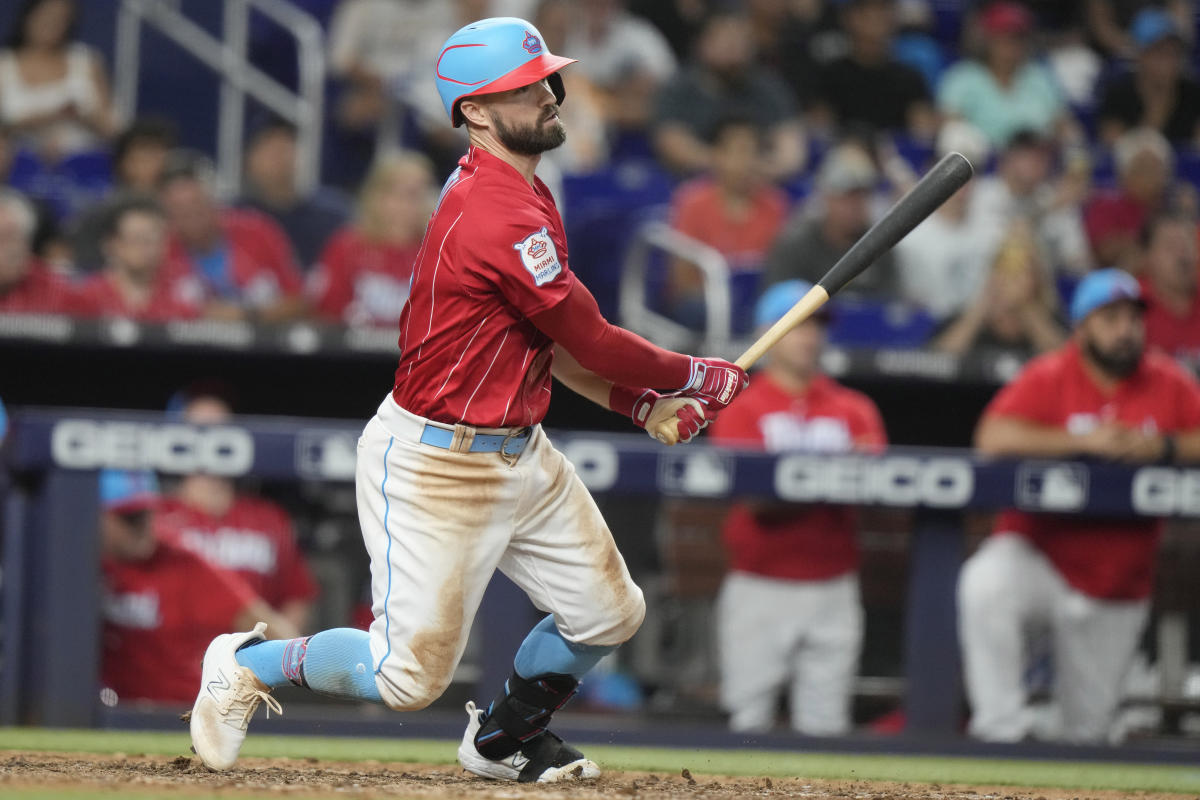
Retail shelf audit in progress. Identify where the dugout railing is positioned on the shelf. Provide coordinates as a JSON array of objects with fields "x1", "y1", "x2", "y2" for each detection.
[{"x1": 2, "y1": 407, "x2": 1198, "y2": 744}]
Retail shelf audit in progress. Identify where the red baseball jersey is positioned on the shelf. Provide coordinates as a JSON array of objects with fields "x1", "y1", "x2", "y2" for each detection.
[
  {"x1": 983, "y1": 341, "x2": 1200, "y2": 600},
  {"x1": 1140, "y1": 276, "x2": 1200, "y2": 358},
  {"x1": 0, "y1": 261, "x2": 76, "y2": 313},
  {"x1": 72, "y1": 271, "x2": 203, "y2": 321},
  {"x1": 101, "y1": 538, "x2": 256, "y2": 703},
  {"x1": 156, "y1": 494, "x2": 318, "y2": 610},
  {"x1": 167, "y1": 209, "x2": 303, "y2": 307},
  {"x1": 392, "y1": 147, "x2": 575, "y2": 427},
  {"x1": 308, "y1": 227, "x2": 420, "y2": 326},
  {"x1": 710, "y1": 373, "x2": 887, "y2": 581}
]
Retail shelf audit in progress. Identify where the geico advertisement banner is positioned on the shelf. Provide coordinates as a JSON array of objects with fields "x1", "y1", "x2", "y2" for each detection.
[{"x1": 50, "y1": 419, "x2": 254, "y2": 476}]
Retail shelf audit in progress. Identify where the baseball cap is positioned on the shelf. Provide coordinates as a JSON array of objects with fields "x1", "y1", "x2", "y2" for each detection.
[
  {"x1": 1130, "y1": 8, "x2": 1185, "y2": 51},
  {"x1": 1069, "y1": 268, "x2": 1146, "y2": 325},
  {"x1": 816, "y1": 145, "x2": 878, "y2": 194},
  {"x1": 754, "y1": 280, "x2": 831, "y2": 328},
  {"x1": 100, "y1": 469, "x2": 160, "y2": 514},
  {"x1": 979, "y1": 1, "x2": 1034, "y2": 36}
]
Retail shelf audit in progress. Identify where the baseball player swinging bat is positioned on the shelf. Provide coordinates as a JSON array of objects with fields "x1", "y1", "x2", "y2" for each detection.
[{"x1": 652, "y1": 151, "x2": 975, "y2": 445}]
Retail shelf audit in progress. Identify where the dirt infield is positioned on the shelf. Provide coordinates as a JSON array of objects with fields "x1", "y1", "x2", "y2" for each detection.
[{"x1": 1, "y1": 751, "x2": 1196, "y2": 800}]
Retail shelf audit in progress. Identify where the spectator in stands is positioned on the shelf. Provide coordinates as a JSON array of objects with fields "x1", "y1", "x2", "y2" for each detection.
[
  {"x1": 72, "y1": 196, "x2": 202, "y2": 322},
  {"x1": 100, "y1": 469, "x2": 299, "y2": 705},
  {"x1": 112, "y1": 116, "x2": 177, "y2": 194},
  {"x1": 810, "y1": 0, "x2": 936, "y2": 140},
  {"x1": 652, "y1": 9, "x2": 806, "y2": 179},
  {"x1": 970, "y1": 129, "x2": 1093, "y2": 276},
  {"x1": 931, "y1": 221, "x2": 1066, "y2": 359},
  {"x1": 562, "y1": 0, "x2": 677, "y2": 131},
  {"x1": 156, "y1": 390, "x2": 318, "y2": 631},
  {"x1": 309, "y1": 151, "x2": 434, "y2": 327},
  {"x1": 1085, "y1": 0, "x2": 1194, "y2": 59},
  {"x1": 1084, "y1": 127, "x2": 1174, "y2": 271},
  {"x1": 69, "y1": 116, "x2": 178, "y2": 271},
  {"x1": 665, "y1": 116, "x2": 789, "y2": 330},
  {"x1": 238, "y1": 119, "x2": 352, "y2": 272},
  {"x1": 0, "y1": 0, "x2": 118, "y2": 162},
  {"x1": 763, "y1": 142, "x2": 897, "y2": 300},
  {"x1": 1097, "y1": 8, "x2": 1200, "y2": 147},
  {"x1": 710, "y1": 280, "x2": 886, "y2": 735},
  {"x1": 937, "y1": 2, "x2": 1070, "y2": 148},
  {"x1": 0, "y1": 187, "x2": 71, "y2": 312},
  {"x1": 897, "y1": 121, "x2": 995, "y2": 321},
  {"x1": 1139, "y1": 214, "x2": 1200, "y2": 357},
  {"x1": 158, "y1": 151, "x2": 306, "y2": 323},
  {"x1": 960, "y1": 268, "x2": 1200, "y2": 743}
]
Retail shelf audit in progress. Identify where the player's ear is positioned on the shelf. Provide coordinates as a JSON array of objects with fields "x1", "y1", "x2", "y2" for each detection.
[{"x1": 458, "y1": 97, "x2": 491, "y2": 130}]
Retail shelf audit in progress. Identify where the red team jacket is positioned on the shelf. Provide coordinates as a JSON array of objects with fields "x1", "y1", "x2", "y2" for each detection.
[
  {"x1": 392, "y1": 147, "x2": 574, "y2": 428},
  {"x1": 71, "y1": 270, "x2": 203, "y2": 321},
  {"x1": 155, "y1": 495, "x2": 317, "y2": 611},
  {"x1": 983, "y1": 341, "x2": 1200, "y2": 600},
  {"x1": 101, "y1": 539, "x2": 257, "y2": 703},
  {"x1": 309, "y1": 227, "x2": 421, "y2": 326},
  {"x1": 0, "y1": 261, "x2": 76, "y2": 313},
  {"x1": 710, "y1": 374, "x2": 887, "y2": 581}
]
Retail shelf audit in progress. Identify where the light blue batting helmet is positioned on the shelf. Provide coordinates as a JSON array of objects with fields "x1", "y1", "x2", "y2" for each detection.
[{"x1": 435, "y1": 17, "x2": 576, "y2": 128}]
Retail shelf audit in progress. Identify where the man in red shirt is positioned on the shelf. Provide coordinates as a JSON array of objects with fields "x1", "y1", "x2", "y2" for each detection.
[
  {"x1": 961, "y1": 268, "x2": 1200, "y2": 743},
  {"x1": 189, "y1": 17, "x2": 747, "y2": 781},
  {"x1": 99, "y1": 470, "x2": 298, "y2": 705},
  {"x1": 157, "y1": 391, "x2": 318, "y2": 629},
  {"x1": 1083, "y1": 127, "x2": 1173, "y2": 271},
  {"x1": 0, "y1": 188, "x2": 73, "y2": 313},
  {"x1": 666, "y1": 116, "x2": 789, "y2": 328},
  {"x1": 72, "y1": 196, "x2": 203, "y2": 321},
  {"x1": 1139, "y1": 214, "x2": 1200, "y2": 358},
  {"x1": 158, "y1": 152, "x2": 306, "y2": 323},
  {"x1": 710, "y1": 280, "x2": 886, "y2": 735}
]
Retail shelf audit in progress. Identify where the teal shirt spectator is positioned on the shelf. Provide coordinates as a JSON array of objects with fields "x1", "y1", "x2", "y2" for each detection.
[{"x1": 937, "y1": 60, "x2": 1063, "y2": 147}]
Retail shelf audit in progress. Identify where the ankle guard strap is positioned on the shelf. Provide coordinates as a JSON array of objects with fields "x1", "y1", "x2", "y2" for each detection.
[{"x1": 474, "y1": 672, "x2": 578, "y2": 759}]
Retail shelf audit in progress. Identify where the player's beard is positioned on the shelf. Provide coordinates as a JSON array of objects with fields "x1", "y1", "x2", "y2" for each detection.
[
  {"x1": 1084, "y1": 335, "x2": 1143, "y2": 379},
  {"x1": 490, "y1": 108, "x2": 566, "y2": 156}
]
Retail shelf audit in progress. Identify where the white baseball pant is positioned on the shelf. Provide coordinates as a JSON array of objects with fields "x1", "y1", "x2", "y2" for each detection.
[
  {"x1": 958, "y1": 534, "x2": 1149, "y2": 743},
  {"x1": 356, "y1": 395, "x2": 646, "y2": 711},
  {"x1": 717, "y1": 570, "x2": 863, "y2": 735}
]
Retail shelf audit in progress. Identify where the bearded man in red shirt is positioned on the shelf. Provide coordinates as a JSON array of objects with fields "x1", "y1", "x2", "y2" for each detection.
[{"x1": 961, "y1": 268, "x2": 1200, "y2": 743}]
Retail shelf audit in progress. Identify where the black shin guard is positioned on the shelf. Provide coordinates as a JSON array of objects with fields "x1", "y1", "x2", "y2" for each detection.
[{"x1": 474, "y1": 672, "x2": 579, "y2": 760}]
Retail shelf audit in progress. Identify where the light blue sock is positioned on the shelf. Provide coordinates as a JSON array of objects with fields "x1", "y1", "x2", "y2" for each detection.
[
  {"x1": 236, "y1": 628, "x2": 383, "y2": 703},
  {"x1": 513, "y1": 615, "x2": 616, "y2": 679}
]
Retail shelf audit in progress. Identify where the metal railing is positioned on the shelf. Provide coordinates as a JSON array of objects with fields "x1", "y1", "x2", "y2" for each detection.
[
  {"x1": 114, "y1": 0, "x2": 325, "y2": 196},
  {"x1": 619, "y1": 222, "x2": 738, "y2": 358}
]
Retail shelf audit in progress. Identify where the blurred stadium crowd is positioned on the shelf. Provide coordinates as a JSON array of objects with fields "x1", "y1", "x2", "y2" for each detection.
[{"x1": 4, "y1": 0, "x2": 1200, "y2": 748}]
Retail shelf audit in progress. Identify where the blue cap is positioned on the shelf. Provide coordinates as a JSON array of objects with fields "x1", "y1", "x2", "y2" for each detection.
[
  {"x1": 754, "y1": 280, "x2": 830, "y2": 328},
  {"x1": 1130, "y1": 8, "x2": 1184, "y2": 51},
  {"x1": 100, "y1": 469, "x2": 160, "y2": 513},
  {"x1": 1069, "y1": 268, "x2": 1145, "y2": 325}
]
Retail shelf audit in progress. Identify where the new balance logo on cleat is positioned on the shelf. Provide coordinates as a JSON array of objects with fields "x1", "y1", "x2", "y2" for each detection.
[
  {"x1": 457, "y1": 701, "x2": 599, "y2": 783},
  {"x1": 206, "y1": 669, "x2": 231, "y2": 700}
]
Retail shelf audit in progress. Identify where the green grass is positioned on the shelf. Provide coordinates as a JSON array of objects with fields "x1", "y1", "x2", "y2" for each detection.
[{"x1": 3, "y1": 727, "x2": 1200, "y2": 795}]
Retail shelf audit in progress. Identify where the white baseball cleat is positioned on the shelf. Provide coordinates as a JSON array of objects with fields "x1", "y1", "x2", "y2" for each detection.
[
  {"x1": 457, "y1": 701, "x2": 600, "y2": 783},
  {"x1": 189, "y1": 621, "x2": 282, "y2": 771}
]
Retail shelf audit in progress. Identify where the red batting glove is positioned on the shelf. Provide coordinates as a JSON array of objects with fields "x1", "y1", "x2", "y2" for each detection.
[
  {"x1": 678, "y1": 357, "x2": 749, "y2": 412},
  {"x1": 613, "y1": 387, "x2": 712, "y2": 443}
]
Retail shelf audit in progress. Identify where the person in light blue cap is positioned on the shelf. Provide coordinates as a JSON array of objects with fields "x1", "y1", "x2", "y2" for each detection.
[
  {"x1": 960, "y1": 266, "x2": 1200, "y2": 743},
  {"x1": 707, "y1": 280, "x2": 888, "y2": 736},
  {"x1": 1096, "y1": 6, "x2": 1199, "y2": 146}
]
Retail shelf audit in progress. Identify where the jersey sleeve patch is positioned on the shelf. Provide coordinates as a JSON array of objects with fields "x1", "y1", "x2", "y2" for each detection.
[{"x1": 513, "y1": 227, "x2": 562, "y2": 287}]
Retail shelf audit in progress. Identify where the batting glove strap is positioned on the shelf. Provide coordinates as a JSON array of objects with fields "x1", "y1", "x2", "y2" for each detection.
[{"x1": 679, "y1": 356, "x2": 749, "y2": 411}]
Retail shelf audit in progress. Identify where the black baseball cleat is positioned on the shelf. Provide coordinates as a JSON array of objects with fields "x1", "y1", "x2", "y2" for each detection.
[{"x1": 456, "y1": 701, "x2": 600, "y2": 782}]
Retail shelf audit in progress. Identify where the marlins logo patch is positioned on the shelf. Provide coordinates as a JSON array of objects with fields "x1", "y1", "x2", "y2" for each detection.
[
  {"x1": 522, "y1": 30, "x2": 542, "y2": 54},
  {"x1": 513, "y1": 227, "x2": 561, "y2": 286}
]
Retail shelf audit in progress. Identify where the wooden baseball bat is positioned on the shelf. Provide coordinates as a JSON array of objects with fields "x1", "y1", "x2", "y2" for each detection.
[{"x1": 653, "y1": 151, "x2": 975, "y2": 445}]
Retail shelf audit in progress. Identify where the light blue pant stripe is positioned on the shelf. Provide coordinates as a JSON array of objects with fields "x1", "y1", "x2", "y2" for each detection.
[{"x1": 374, "y1": 435, "x2": 395, "y2": 675}]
